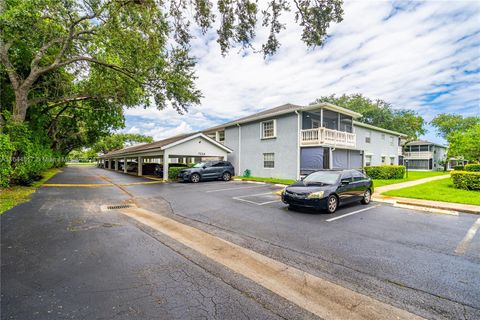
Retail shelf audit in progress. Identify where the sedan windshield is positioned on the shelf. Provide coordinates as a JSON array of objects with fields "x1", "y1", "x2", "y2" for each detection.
[
  {"x1": 193, "y1": 162, "x2": 206, "y2": 168},
  {"x1": 303, "y1": 171, "x2": 340, "y2": 185}
]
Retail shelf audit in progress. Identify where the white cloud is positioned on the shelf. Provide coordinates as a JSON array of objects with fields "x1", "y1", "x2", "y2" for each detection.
[{"x1": 124, "y1": 0, "x2": 480, "y2": 144}]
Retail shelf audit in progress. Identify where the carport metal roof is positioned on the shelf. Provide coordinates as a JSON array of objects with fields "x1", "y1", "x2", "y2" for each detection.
[{"x1": 99, "y1": 133, "x2": 232, "y2": 158}]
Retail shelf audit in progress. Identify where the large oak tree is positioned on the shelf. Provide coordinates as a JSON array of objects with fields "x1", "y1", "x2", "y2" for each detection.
[{"x1": 1, "y1": 0, "x2": 344, "y2": 124}]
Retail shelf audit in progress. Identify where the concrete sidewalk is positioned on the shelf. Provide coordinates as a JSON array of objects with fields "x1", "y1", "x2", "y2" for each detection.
[
  {"x1": 373, "y1": 174, "x2": 480, "y2": 214},
  {"x1": 374, "y1": 174, "x2": 450, "y2": 194}
]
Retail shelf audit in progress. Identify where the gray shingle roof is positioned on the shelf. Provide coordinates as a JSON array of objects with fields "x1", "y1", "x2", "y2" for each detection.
[
  {"x1": 405, "y1": 140, "x2": 446, "y2": 148},
  {"x1": 102, "y1": 133, "x2": 196, "y2": 157}
]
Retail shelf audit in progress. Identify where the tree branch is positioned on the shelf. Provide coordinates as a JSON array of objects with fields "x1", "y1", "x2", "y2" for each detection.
[
  {"x1": 29, "y1": 94, "x2": 97, "y2": 108},
  {"x1": 0, "y1": 41, "x2": 20, "y2": 90}
]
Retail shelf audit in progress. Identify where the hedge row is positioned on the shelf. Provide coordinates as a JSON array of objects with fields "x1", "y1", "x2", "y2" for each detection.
[
  {"x1": 452, "y1": 165, "x2": 464, "y2": 171},
  {"x1": 451, "y1": 171, "x2": 480, "y2": 191},
  {"x1": 465, "y1": 164, "x2": 480, "y2": 172},
  {"x1": 364, "y1": 165, "x2": 405, "y2": 179}
]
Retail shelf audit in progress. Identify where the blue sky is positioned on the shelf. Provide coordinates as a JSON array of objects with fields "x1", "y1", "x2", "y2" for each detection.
[{"x1": 123, "y1": 0, "x2": 480, "y2": 144}]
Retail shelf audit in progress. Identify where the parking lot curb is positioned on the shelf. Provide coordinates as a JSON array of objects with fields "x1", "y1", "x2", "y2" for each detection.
[
  {"x1": 372, "y1": 195, "x2": 480, "y2": 215},
  {"x1": 233, "y1": 179, "x2": 288, "y2": 187}
]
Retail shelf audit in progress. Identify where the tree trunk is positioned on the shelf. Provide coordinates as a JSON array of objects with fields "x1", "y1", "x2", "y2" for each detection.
[{"x1": 12, "y1": 88, "x2": 29, "y2": 123}]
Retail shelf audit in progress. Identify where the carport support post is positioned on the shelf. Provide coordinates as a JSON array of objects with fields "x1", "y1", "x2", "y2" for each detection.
[
  {"x1": 114, "y1": 159, "x2": 118, "y2": 171},
  {"x1": 108, "y1": 159, "x2": 112, "y2": 169},
  {"x1": 123, "y1": 157, "x2": 127, "y2": 173},
  {"x1": 138, "y1": 156, "x2": 143, "y2": 176},
  {"x1": 162, "y1": 151, "x2": 169, "y2": 181}
]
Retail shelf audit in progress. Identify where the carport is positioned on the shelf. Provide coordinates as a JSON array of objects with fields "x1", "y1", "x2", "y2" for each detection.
[{"x1": 98, "y1": 133, "x2": 232, "y2": 181}]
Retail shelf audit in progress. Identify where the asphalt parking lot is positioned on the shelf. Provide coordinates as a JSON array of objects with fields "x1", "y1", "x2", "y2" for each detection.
[
  {"x1": 2, "y1": 166, "x2": 479, "y2": 320},
  {"x1": 126, "y1": 176, "x2": 480, "y2": 319}
]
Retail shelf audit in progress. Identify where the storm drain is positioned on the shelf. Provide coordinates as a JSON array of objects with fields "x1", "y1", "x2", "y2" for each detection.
[
  {"x1": 107, "y1": 204, "x2": 132, "y2": 210},
  {"x1": 101, "y1": 204, "x2": 136, "y2": 212}
]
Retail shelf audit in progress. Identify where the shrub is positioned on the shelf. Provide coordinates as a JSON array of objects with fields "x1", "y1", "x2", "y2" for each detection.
[
  {"x1": 364, "y1": 165, "x2": 405, "y2": 179},
  {"x1": 243, "y1": 169, "x2": 251, "y2": 177},
  {"x1": 0, "y1": 134, "x2": 14, "y2": 187},
  {"x1": 453, "y1": 165, "x2": 464, "y2": 171},
  {"x1": 168, "y1": 166, "x2": 183, "y2": 180},
  {"x1": 6, "y1": 122, "x2": 55, "y2": 186},
  {"x1": 465, "y1": 164, "x2": 480, "y2": 172},
  {"x1": 451, "y1": 171, "x2": 480, "y2": 190}
]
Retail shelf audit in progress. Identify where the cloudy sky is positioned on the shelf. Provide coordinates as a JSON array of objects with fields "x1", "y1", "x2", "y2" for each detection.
[{"x1": 124, "y1": 0, "x2": 480, "y2": 144}]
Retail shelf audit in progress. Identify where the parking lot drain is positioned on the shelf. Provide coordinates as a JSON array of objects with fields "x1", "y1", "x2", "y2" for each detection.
[{"x1": 106, "y1": 204, "x2": 132, "y2": 210}]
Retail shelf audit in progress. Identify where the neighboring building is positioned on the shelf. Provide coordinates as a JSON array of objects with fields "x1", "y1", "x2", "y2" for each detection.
[
  {"x1": 203, "y1": 103, "x2": 407, "y2": 180},
  {"x1": 402, "y1": 140, "x2": 447, "y2": 170}
]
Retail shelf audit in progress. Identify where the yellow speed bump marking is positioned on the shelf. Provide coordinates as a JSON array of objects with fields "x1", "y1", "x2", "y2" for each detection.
[
  {"x1": 43, "y1": 181, "x2": 164, "y2": 187},
  {"x1": 42, "y1": 183, "x2": 114, "y2": 187}
]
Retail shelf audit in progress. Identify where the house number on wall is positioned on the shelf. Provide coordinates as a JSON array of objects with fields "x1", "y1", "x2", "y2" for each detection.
[{"x1": 198, "y1": 152, "x2": 206, "y2": 156}]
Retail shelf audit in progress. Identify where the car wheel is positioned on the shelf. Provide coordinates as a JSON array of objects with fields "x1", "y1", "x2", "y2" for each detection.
[
  {"x1": 361, "y1": 189, "x2": 371, "y2": 204},
  {"x1": 222, "y1": 172, "x2": 231, "y2": 181},
  {"x1": 326, "y1": 195, "x2": 338, "y2": 213},
  {"x1": 190, "y1": 173, "x2": 200, "y2": 183}
]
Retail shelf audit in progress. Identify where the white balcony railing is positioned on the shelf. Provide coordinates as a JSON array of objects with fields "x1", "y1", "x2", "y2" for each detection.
[
  {"x1": 301, "y1": 128, "x2": 356, "y2": 147},
  {"x1": 404, "y1": 151, "x2": 433, "y2": 159}
]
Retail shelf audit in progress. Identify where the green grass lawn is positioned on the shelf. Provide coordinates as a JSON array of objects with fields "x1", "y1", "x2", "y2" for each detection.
[
  {"x1": 382, "y1": 177, "x2": 480, "y2": 205},
  {"x1": 373, "y1": 171, "x2": 448, "y2": 187},
  {"x1": 234, "y1": 176, "x2": 296, "y2": 185},
  {"x1": 0, "y1": 168, "x2": 62, "y2": 215}
]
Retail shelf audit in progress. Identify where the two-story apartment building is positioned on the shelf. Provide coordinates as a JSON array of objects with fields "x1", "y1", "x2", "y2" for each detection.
[
  {"x1": 403, "y1": 140, "x2": 447, "y2": 170},
  {"x1": 204, "y1": 103, "x2": 407, "y2": 180}
]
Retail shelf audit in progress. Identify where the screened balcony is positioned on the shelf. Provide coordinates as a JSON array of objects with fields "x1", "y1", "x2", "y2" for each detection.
[{"x1": 300, "y1": 109, "x2": 356, "y2": 147}]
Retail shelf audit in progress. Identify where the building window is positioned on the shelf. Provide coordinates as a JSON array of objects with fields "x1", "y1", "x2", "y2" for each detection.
[
  {"x1": 390, "y1": 157, "x2": 395, "y2": 165},
  {"x1": 381, "y1": 156, "x2": 386, "y2": 165},
  {"x1": 381, "y1": 133, "x2": 385, "y2": 140},
  {"x1": 389, "y1": 136, "x2": 394, "y2": 146},
  {"x1": 261, "y1": 120, "x2": 276, "y2": 139},
  {"x1": 365, "y1": 131, "x2": 371, "y2": 143},
  {"x1": 365, "y1": 155, "x2": 372, "y2": 166},
  {"x1": 217, "y1": 130, "x2": 225, "y2": 143},
  {"x1": 263, "y1": 153, "x2": 275, "y2": 168}
]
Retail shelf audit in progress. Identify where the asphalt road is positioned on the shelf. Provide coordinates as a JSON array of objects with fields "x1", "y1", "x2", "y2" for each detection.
[{"x1": 2, "y1": 166, "x2": 479, "y2": 319}]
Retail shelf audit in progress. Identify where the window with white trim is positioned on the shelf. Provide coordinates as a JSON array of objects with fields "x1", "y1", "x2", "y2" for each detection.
[
  {"x1": 263, "y1": 153, "x2": 275, "y2": 168},
  {"x1": 390, "y1": 156, "x2": 395, "y2": 165},
  {"x1": 365, "y1": 131, "x2": 371, "y2": 143},
  {"x1": 217, "y1": 130, "x2": 225, "y2": 143},
  {"x1": 389, "y1": 136, "x2": 394, "y2": 146},
  {"x1": 365, "y1": 155, "x2": 372, "y2": 166},
  {"x1": 261, "y1": 120, "x2": 276, "y2": 139},
  {"x1": 381, "y1": 156, "x2": 386, "y2": 165}
]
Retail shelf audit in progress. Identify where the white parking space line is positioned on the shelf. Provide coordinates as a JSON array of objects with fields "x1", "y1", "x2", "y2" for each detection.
[
  {"x1": 257, "y1": 199, "x2": 282, "y2": 205},
  {"x1": 233, "y1": 192, "x2": 282, "y2": 206},
  {"x1": 326, "y1": 205, "x2": 380, "y2": 222},
  {"x1": 455, "y1": 218, "x2": 480, "y2": 255},
  {"x1": 206, "y1": 185, "x2": 271, "y2": 193}
]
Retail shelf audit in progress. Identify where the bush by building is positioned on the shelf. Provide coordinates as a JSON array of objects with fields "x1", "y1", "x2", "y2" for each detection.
[
  {"x1": 364, "y1": 165, "x2": 405, "y2": 179},
  {"x1": 465, "y1": 164, "x2": 480, "y2": 172},
  {"x1": 168, "y1": 166, "x2": 184, "y2": 180},
  {"x1": 451, "y1": 171, "x2": 480, "y2": 191},
  {"x1": 452, "y1": 165, "x2": 465, "y2": 171}
]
